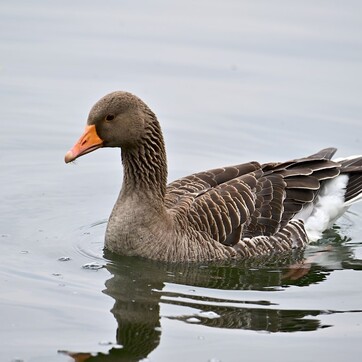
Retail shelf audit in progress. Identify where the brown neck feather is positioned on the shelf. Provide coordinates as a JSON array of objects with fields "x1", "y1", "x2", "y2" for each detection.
[{"x1": 121, "y1": 113, "x2": 167, "y2": 201}]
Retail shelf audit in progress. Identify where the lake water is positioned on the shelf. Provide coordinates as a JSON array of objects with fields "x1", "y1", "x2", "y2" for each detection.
[{"x1": 1, "y1": 1, "x2": 362, "y2": 361}]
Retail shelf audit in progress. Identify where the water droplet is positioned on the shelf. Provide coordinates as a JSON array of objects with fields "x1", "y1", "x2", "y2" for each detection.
[
  {"x1": 52, "y1": 273, "x2": 62, "y2": 277},
  {"x1": 97, "y1": 341, "x2": 123, "y2": 349},
  {"x1": 58, "y1": 256, "x2": 71, "y2": 262},
  {"x1": 186, "y1": 317, "x2": 201, "y2": 323},
  {"x1": 99, "y1": 340, "x2": 123, "y2": 346},
  {"x1": 99, "y1": 341, "x2": 113, "y2": 346},
  {"x1": 82, "y1": 262, "x2": 103, "y2": 270},
  {"x1": 197, "y1": 311, "x2": 220, "y2": 319}
]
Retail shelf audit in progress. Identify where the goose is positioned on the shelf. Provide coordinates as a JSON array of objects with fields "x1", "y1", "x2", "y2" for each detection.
[{"x1": 65, "y1": 91, "x2": 362, "y2": 262}]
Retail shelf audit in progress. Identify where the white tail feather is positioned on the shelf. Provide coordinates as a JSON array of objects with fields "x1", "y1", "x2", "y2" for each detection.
[{"x1": 303, "y1": 175, "x2": 349, "y2": 242}]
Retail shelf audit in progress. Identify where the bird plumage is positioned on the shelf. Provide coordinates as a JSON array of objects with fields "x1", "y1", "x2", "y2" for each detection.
[{"x1": 65, "y1": 91, "x2": 362, "y2": 262}]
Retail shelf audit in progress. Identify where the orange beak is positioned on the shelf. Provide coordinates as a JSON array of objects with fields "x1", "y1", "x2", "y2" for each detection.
[{"x1": 64, "y1": 125, "x2": 103, "y2": 163}]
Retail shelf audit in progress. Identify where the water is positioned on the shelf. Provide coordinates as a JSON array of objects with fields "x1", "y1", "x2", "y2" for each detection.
[{"x1": 1, "y1": 1, "x2": 362, "y2": 361}]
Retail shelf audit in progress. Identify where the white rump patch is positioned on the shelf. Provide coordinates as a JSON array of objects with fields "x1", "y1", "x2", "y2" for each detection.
[{"x1": 300, "y1": 175, "x2": 349, "y2": 242}]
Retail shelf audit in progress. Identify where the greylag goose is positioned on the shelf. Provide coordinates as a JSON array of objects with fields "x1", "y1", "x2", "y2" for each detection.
[{"x1": 65, "y1": 91, "x2": 362, "y2": 262}]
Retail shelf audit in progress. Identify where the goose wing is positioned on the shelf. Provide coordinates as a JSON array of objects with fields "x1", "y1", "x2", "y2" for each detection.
[
  {"x1": 168, "y1": 148, "x2": 341, "y2": 248},
  {"x1": 164, "y1": 162, "x2": 260, "y2": 208}
]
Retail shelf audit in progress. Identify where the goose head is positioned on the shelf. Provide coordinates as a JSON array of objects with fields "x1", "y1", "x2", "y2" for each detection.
[{"x1": 64, "y1": 91, "x2": 149, "y2": 163}]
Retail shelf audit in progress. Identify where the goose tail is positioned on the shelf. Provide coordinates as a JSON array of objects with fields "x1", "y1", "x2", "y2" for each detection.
[
  {"x1": 303, "y1": 153, "x2": 362, "y2": 242},
  {"x1": 336, "y1": 155, "x2": 362, "y2": 207}
]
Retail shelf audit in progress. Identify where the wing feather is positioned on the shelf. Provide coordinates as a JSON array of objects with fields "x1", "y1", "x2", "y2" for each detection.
[
  {"x1": 186, "y1": 174, "x2": 257, "y2": 246},
  {"x1": 166, "y1": 148, "x2": 344, "y2": 251},
  {"x1": 165, "y1": 162, "x2": 260, "y2": 208}
]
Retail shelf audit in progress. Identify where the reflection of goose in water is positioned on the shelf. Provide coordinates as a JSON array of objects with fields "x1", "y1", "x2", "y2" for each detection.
[{"x1": 63, "y1": 239, "x2": 362, "y2": 361}]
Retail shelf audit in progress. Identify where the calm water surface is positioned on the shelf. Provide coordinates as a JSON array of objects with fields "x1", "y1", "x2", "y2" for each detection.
[{"x1": 1, "y1": 1, "x2": 362, "y2": 361}]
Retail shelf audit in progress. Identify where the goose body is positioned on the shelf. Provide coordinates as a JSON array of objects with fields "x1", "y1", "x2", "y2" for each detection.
[{"x1": 65, "y1": 91, "x2": 362, "y2": 262}]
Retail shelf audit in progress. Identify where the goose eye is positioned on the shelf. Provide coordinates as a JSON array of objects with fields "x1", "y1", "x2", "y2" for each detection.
[{"x1": 105, "y1": 114, "x2": 115, "y2": 121}]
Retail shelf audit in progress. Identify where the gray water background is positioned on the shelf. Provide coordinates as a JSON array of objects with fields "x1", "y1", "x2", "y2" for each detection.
[{"x1": 1, "y1": 1, "x2": 362, "y2": 361}]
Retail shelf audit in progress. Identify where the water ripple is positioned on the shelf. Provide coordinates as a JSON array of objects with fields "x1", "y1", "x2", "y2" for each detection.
[{"x1": 73, "y1": 219, "x2": 108, "y2": 261}]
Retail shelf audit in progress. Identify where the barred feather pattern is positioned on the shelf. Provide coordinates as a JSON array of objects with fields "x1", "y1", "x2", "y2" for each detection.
[
  {"x1": 164, "y1": 147, "x2": 357, "y2": 260},
  {"x1": 122, "y1": 109, "x2": 168, "y2": 199},
  {"x1": 87, "y1": 92, "x2": 362, "y2": 262}
]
